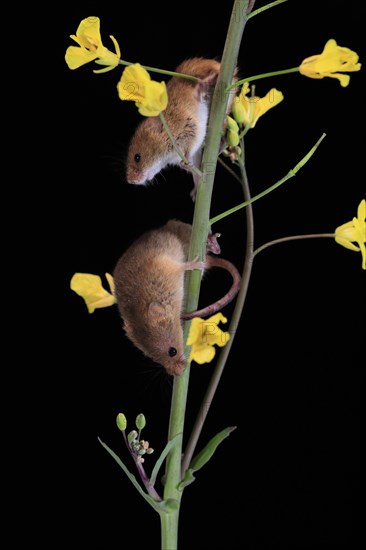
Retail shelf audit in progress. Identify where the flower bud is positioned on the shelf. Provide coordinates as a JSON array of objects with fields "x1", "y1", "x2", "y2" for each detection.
[
  {"x1": 227, "y1": 129, "x2": 240, "y2": 147},
  {"x1": 226, "y1": 115, "x2": 239, "y2": 132},
  {"x1": 135, "y1": 413, "x2": 146, "y2": 430},
  {"x1": 116, "y1": 413, "x2": 127, "y2": 431},
  {"x1": 127, "y1": 430, "x2": 138, "y2": 443},
  {"x1": 231, "y1": 98, "x2": 246, "y2": 124}
]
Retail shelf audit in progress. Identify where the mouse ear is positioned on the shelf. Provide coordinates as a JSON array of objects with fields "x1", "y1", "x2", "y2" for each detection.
[{"x1": 148, "y1": 301, "x2": 172, "y2": 326}]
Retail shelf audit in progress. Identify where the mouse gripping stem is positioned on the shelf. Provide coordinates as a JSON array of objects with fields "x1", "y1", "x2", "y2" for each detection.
[{"x1": 181, "y1": 257, "x2": 241, "y2": 320}]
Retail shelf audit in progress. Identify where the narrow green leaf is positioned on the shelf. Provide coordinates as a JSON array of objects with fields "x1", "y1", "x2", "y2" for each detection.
[
  {"x1": 98, "y1": 437, "x2": 164, "y2": 513},
  {"x1": 149, "y1": 433, "x2": 182, "y2": 489},
  {"x1": 189, "y1": 426, "x2": 237, "y2": 472},
  {"x1": 177, "y1": 468, "x2": 196, "y2": 490}
]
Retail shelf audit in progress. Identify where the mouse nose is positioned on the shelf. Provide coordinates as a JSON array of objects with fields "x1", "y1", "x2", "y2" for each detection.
[
  {"x1": 167, "y1": 356, "x2": 186, "y2": 377},
  {"x1": 127, "y1": 167, "x2": 144, "y2": 184}
]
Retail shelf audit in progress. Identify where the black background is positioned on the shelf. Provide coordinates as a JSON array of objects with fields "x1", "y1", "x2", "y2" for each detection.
[{"x1": 12, "y1": 1, "x2": 364, "y2": 548}]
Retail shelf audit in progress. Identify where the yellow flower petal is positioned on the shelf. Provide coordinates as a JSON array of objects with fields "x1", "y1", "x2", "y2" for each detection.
[
  {"x1": 70, "y1": 273, "x2": 116, "y2": 313},
  {"x1": 237, "y1": 85, "x2": 284, "y2": 127},
  {"x1": 187, "y1": 313, "x2": 230, "y2": 364},
  {"x1": 65, "y1": 17, "x2": 120, "y2": 72},
  {"x1": 357, "y1": 199, "x2": 366, "y2": 222},
  {"x1": 334, "y1": 237, "x2": 360, "y2": 252},
  {"x1": 117, "y1": 63, "x2": 168, "y2": 116},
  {"x1": 117, "y1": 63, "x2": 150, "y2": 102},
  {"x1": 189, "y1": 342, "x2": 217, "y2": 364},
  {"x1": 335, "y1": 199, "x2": 366, "y2": 269},
  {"x1": 299, "y1": 39, "x2": 361, "y2": 87},
  {"x1": 105, "y1": 272, "x2": 115, "y2": 295},
  {"x1": 137, "y1": 80, "x2": 168, "y2": 116},
  {"x1": 74, "y1": 16, "x2": 102, "y2": 50},
  {"x1": 65, "y1": 45, "x2": 98, "y2": 70}
]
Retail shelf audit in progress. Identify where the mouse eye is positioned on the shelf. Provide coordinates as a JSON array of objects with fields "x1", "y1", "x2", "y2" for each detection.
[
  {"x1": 168, "y1": 347, "x2": 177, "y2": 357},
  {"x1": 134, "y1": 153, "x2": 141, "y2": 163}
]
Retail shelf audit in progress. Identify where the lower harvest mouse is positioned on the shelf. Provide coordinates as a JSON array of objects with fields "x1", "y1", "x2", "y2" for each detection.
[{"x1": 113, "y1": 220, "x2": 241, "y2": 376}]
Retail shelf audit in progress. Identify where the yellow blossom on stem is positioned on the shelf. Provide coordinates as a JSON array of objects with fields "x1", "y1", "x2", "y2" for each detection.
[
  {"x1": 299, "y1": 39, "x2": 361, "y2": 87},
  {"x1": 117, "y1": 63, "x2": 168, "y2": 116},
  {"x1": 335, "y1": 199, "x2": 366, "y2": 269},
  {"x1": 70, "y1": 273, "x2": 116, "y2": 313},
  {"x1": 187, "y1": 313, "x2": 230, "y2": 364},
  {"x1": 235, "y1": 82, "x2": 284, "y2": 128},
  {"x1": 65, "y1": 16, "x2": 121, "y2": 73}
]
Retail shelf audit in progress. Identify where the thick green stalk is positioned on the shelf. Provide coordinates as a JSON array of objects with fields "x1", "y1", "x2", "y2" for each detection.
[
  {"x1": 186, "y1": 0, "x2": 252, "y2": 303},
  {"x1": 160, "y1": 510, "x2": 179, "y2": 549},
  {"x1": 161, "y1": 2, "x2": 254, "y2": 548}
]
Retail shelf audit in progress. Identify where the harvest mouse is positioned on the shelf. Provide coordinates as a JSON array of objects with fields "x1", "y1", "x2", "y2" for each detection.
[
  {"x1": 113, "y1": 220, "x2": 241, "y2": 376},
  {"x1": 125, "y1": 57, "x2": 237, "y2": 199}
]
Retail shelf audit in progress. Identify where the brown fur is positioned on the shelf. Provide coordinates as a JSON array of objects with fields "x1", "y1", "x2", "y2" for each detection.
[
  {"x1": 113, "y1": 220, "x2": 241, "y2": 376},
  {"x1": 126, "y1": 57, "x2": 237, "y2": 197}
]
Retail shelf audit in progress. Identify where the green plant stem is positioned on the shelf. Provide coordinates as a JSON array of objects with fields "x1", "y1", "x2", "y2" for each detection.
[
  {"x1": 227, "y1": 66, "x2": 300, "y2": 90},
  {"x1": 118, "y1": 59, "x2": 199, "y2": 82},
  {"x1": 210, "y1": 133, "x2": 326, "y2": 225},
  {"x1": 249, "y1": 0, "x2": 288, "y2": 19},
  {"x1": 160, "y1": 513, "x2": 179, "y2": 549},
  {"x1": 182, "y1": 142, "x2": 254, "y2": 475},
  {"x1": 161, "y1": 2, "x2": 254, "y2": 549},
  {"x1": 217, "y1": 156, "x2": 243, "y2": 185},
  {"x1": 254, "y1": 233, "x2": 335, "y2": 256}
]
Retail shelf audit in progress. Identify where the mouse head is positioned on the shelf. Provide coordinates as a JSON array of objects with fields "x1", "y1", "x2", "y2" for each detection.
[
  {"x1": 124, "y1": 301, "x2": 186, "y2": 376},
  {"x1": 126, "y1": 119, "x2": 172, "y2": 185}
]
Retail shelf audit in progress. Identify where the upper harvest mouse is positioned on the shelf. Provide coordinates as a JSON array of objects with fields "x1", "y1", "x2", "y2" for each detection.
[
  {"x1": 125, "y1": 57, "x2": 237, "y2": 198},
  {"x1": 113, "y1": 220, "x2": 241, "y2": 376}
]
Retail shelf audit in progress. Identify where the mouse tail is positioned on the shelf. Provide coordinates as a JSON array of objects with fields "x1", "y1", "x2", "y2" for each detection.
[{"x1": 181, "y1": 256, "x2": 241, "y2": 320}]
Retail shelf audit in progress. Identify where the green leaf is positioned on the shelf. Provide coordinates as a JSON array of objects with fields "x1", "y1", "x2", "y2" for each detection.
[
  {"x1": 191, "y1": 426, "x2": 237, "y2": 471},
  {"x1": 98, "y1": 437, "x2": 166, "y2": 514},
  {"x1": 178, "y1": 427, "x2": 236, "y2": 490},
  {"x1": 178, "y1": 468, "x2": 195, "y2": 490},
  {"x1": 149, "y1": 433, "x2": 182, "y2": 489}
]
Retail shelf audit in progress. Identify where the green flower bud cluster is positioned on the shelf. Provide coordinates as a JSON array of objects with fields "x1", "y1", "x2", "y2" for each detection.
[
  {"x1": 226, "y1": 115, "x2": 240, "y2": 147},
  {"x1": 224, "y1": 107, "x2": 245, "y2": 162},
  {"x1": 129, "y1": 435, "x2": 154, "y2": 463},
  {"x1": 116, "y1": 412, "x2": 154, "y2": 463}
]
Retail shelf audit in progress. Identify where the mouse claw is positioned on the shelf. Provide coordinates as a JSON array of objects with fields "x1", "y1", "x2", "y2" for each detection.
[
  {"x1": 184, "y1": 257, "x2": 206, "y2": 273},
  {"x1": 207, "y1": 231, "x2": 221, "y2": 254}
]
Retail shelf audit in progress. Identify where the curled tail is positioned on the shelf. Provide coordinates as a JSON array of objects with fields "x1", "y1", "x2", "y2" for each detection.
[{"x1": 181, "y1": 256, "x2": 241, "y2": 320}]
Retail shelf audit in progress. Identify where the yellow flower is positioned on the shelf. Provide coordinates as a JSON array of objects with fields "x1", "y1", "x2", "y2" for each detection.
[
  {"x1": 65, "y1": 16, "x2": 121, "y2": 73},
  {"x1": 299, "y1": 39, "x2": 361, "y2": 87},
  {"x1": 335, "y1": 199, "x2": 366, "y2": 270},
  {"x1": 117, "y1": 63, "x2": 168, "y2": 116},
  {"x1": 70, "y1": 273, "x2": 116, "y2": 313},
  {"x1": 187, "y1": 313, "x2": 230, "y2": 364},
  {"x1": 236, "y1": 82, "x2": 284, "y2": 128}
]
